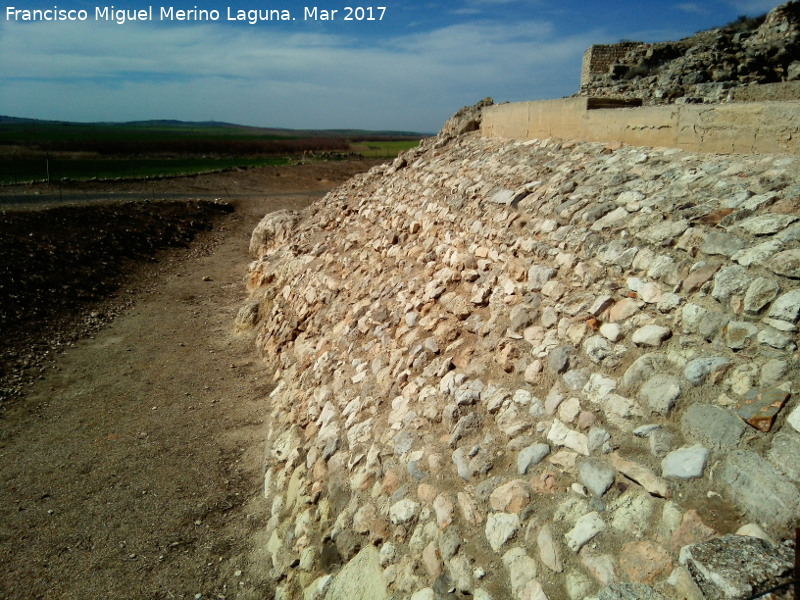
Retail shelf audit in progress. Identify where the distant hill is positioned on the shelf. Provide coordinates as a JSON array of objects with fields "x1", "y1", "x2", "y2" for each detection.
[
  {"x1": 0, "y1": 116, "x2": 428, "y2": 159},
  {"x1": 0, "y1": 116, "x2": 431, "y2": 140}
]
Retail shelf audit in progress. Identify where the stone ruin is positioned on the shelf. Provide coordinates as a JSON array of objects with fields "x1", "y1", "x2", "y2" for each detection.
[
  {"x1": 238, "y1": 96, "x2": 800, "y2": 599},
  {"x1": 579, "y1": 0, "x2": 800, "y2": 105}
]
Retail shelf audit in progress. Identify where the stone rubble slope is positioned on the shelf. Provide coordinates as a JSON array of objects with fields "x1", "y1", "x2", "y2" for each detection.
[{"x1": 239, "y1": 127, "x2": 800, "y2": 600}]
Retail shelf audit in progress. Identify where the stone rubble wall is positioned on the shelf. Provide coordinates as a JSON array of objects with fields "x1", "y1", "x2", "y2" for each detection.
[
  {"x1": 480, "y1": 97, "x2": 800, "y2": 156},
  {"x1": 239, "y1": 129, "x2": 800, "y2": 600}
]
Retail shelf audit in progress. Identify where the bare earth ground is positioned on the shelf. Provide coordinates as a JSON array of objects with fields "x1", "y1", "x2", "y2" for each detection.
[{"x1": 0, "y1": 161, "x2": 380, "y2": 600}]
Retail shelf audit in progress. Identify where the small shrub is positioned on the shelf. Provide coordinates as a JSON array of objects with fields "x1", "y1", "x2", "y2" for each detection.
[{"x1": 722, "y1": 12, "x2": 767, "y2": 33}]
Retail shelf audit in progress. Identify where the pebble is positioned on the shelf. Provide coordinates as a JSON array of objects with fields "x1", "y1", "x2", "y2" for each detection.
[
  {"x1": 661, "y1": 445, "x2": 710, "y2": 479},
  {"x1": 566, "y1": 571, "x2": 593, "y2": 600},
  {"x1": 390, "y1": 499, "x2": 420, "y2": 525},
  {"x1": 787, "y1": 404, "x2": 800, "y2": 434},
  {"x1": 769, "y1": 249, "x2": 800, "y2": 278},
  {"x1": 683, "y1": 357, "x2": 732, "y2": 386},
  {"x1": 638, "y1": 374, "x2": 681, "y2": 416},
  {"x1": 537, "y1": 524, "x2": 564, "y2": 573},
  {"x1": 564, "y1": 511, "x2": 606, "y2": 551},
  {"x1": 548, "y1": 420, "x2": 589, "y2": 456},
  {"x1": 485, "y1": 512, "x2": 520, "y2": 552},
  {"x1": 611, "y1": 453, "x2": 671, "y2": 498},
  {"x1": 517, "y1": 444, "x2": 551, "y2": 474},
  {"x1": 433, "y1": 494, "x2": 455, "y2": 528},
  {"x1": 503, "y1": 548, "x2": 540, "y2": 599},
  {"x1": 599, "y1": 323, "x2": 622, "y2": 342},
  {"x1": 768, "y1": 289, "x2": 800, "y2": 322},
  {"x1": 578, "y1": 459, "x2": 616, "y2": 496},
  {"x1": 631, "y1": 325, "x2": 672, "y2": 347},
  {"x1": 452, "y1": 448, "x2": 471, "y2": 481},
  {"x1": 744, "y1": 277, "x2": 780, "y2": 314},
  {"x1": 610, "y1": 492, "x2": 655, "y2": 537}
]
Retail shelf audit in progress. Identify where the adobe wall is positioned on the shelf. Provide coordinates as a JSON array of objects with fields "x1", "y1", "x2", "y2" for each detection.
[{"x1": 481, "y1": 98, "x2": 800, "y2": 155}]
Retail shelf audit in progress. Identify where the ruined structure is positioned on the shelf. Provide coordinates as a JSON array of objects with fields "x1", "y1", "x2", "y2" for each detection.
[{"x1": 579, "y1": 1, "x2": 800, "y2": 104}]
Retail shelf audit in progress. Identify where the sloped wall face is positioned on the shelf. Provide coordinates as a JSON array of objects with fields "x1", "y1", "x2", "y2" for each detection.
[{"x1": 241, "y1": 133, "x2": 800, "y2": 600}]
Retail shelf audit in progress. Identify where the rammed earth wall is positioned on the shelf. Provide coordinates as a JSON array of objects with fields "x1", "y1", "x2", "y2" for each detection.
[
  {"x1": 240, "y1": 125, "x2": 800, "y2": 600},
  {"x1": 580, "y1": 43, "x2": 646, "y2": 84}
]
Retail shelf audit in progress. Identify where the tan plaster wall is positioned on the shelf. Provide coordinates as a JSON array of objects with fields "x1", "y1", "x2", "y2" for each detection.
[{"x1": 481, "y1": 99, "x2": 800, "y2": 155}]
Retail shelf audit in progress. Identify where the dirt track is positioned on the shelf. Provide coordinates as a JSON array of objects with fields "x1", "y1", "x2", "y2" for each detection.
[{"x1": 0, "y1": 161, "x2": 379, "y2": 600}]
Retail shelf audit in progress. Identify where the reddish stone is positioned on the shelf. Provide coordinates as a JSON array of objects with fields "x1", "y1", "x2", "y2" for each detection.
[
  {"x1": 456, "y1": 492, "x2": 483, "y2": 526},
  {"x1": 422, "y1": 541, "x2": 442, "y2": 578},
  {"x1": 433, "y1": 494, "x2": 455, "y2": 528},
  {"x1": 496, "y1": 343, "x2": 522, "y2": 373},
  {"x1": 382, "y1": 469, "x2": 401, "y2": 495},
  {"x1": 671, "y1": 509, "x2": 717, "y2": 551},
  {"x1": 417, "y1": 483, "x2": 438, "y2": 504},
  {"x1": 530, "y1": 470, "x2": 561, "y2": 494},
  {"x1": 736, "y1": 387, "x2": 790, "y2": 433},
  {"x1": 452, "y1": 348, "x2": 474, "y2": 369},
  {"x1": 697, "y1": 209, "x2": 735, "y2": 226},
  {"x1": 358, "y1": 470, "x2": 377, "y2": 491},
  {"x1": 489, "y1": 480, "x2": 532, "y2": 514},
  {"x1": 619, "y1": 540, "x2": 674, "y2": 583},
  {"x1": 310, "y1": 480, "x2": 324, "y2": 502},
  {"x1": 304, "y1": 421, "x2": 320, "y2": 439},
  {"x1": 353, "y1": 503, "x2": 379, "y2": 533},
  {"x1": 681, "y1": 264, "x2": 720, "y2": 294},
  {"x1": 608, "y1": 298, "x2": 640, "y2": 322},
  {"x1": 312, "y1": 457, "x2": 328, "y2": 481},
  {"x1": 577, "y1": 410, "x2": 597, "y2": 430}
]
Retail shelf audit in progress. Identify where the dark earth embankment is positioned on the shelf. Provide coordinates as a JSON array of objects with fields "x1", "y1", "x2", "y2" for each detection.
[{"x1": 0, "y1": 199, "x2": 233, "y2": 401}]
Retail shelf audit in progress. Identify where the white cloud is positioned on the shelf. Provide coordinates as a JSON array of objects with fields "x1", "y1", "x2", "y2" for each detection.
[
  {"x1": 0, "y1": 18, "x2": 597, "y2": 130},
  {"x1": 676, "y1": 3, "x2": 710, "y2": 14},
  {"x1": 453, "y1": 0, "x2": 543, "y2": 16}
]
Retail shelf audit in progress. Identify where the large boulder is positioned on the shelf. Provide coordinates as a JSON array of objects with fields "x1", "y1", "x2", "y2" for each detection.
[{"x1": 248, "y1": 209, "x2": 299, "y2": 258}]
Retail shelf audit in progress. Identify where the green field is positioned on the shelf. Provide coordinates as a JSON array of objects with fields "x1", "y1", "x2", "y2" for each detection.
[
  {"x1": 0, "y1": 120, "x2": 299, "y2": 148},
  {"x1": 0, "y1": 156, "x2": 292, "y2": 184},
  {"x1": 0, "y1": 117, "x2": 425, "y2": 184},
  {"x1": 349, "y1": 140, "x2": 421, "y2": 158}
]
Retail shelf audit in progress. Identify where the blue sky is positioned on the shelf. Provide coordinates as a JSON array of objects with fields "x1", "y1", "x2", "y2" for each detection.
[{"x1": 0, "y1": 0, "x2": 784, "y2": 132}]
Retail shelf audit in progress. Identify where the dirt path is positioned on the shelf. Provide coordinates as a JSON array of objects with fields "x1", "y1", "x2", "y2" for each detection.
[{"x1": 0, "y1": 161, "x2": 379, "y2": 600}]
